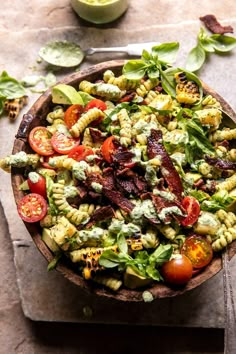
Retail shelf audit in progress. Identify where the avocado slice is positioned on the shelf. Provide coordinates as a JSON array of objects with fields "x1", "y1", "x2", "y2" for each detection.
[
  {"x1": 42, "y1": 228, "x2": 60, "y2": 253},
  {"x1": 124, "y1": 266, "x2": 153, "y2": 289}
]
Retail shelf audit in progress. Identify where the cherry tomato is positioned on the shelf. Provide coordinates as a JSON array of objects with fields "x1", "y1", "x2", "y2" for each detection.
[
  {"x1": 17, "y1": 193, "x2": 47, "y2": 223},
  {"x1": 181, "y1": 196, "x2": 200, "y2": 227},
  {"x1": 28, "y1": 127, "x2": 54, "y2": 156},
  {"x1": 84, "y1": 99, "x2": 107, "y2": 112},
  {"x1": 161, "y1": 254, "x2": 193, "y2": 285},
  {"x1": 101, "y1": 136, "x2": 116, "y2": 163},
  {"x1": 68, "y1": 145, "x2": 94, "y2": 162},
  {"x1": 181, "y1": 235, "x2": 213, "y2": 269},
  {"x1": 84, "y1": 99, "x2": 107, "y2": 126},
  {"x1": 51, "y1": 131, "x2": 80, "y2": 154},
  {"x1": 40, "y1": 153, "x2": 60, "y2": 169},
  {"x1": 27, "y1": 173, "x2": 47, "y2": 199},
  {"x1": 64, "y1": 104, "x2": 83, "y2": 129}
]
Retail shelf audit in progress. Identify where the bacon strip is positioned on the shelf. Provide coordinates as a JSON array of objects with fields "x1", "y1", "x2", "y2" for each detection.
[
  {"x1": 200, "y1": 14, "x2": 233, "y2": 34},
  {"x1": 103, "y1": 187, "x2": 135, "y2": 212},
  {"x1": 147, "y1": 129, "x2": 183, "y2": 199},
  {"x1": 205, "y1": 155, "x2": 236, "y2": 170}
]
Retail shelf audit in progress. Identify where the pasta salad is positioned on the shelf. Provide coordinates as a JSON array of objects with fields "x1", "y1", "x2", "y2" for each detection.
[{"x1": 1, "y1": 51, "x2": 236, "y2": 292}]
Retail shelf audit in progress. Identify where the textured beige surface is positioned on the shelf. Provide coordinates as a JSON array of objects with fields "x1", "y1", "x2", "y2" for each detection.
[{"x1": 0, "y1": 0, "x2": 236, "y2": 352}]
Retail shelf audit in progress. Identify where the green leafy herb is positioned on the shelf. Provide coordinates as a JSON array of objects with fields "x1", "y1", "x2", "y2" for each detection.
[
  {"x1": 39, "y1": 41, "x2": 85, "y2": 68},
  {"x1": 186, "y1": 28, "x2": 236, "y2": 72},
  {"x1": 177, "y1": 109, "x2": 215, "y2": 164},
  {"x1": 201, "y1": 190, "x2": 235, "y2": 212},
  {"x1": 0, "y1": 71, "x2": 26, "y2": 100},
  {"x1": 99, "y1": 243, "x2": 173, "y2": 281},
  {"x1": 123, "y1": 42, "x2": 179, "y2": 96}
]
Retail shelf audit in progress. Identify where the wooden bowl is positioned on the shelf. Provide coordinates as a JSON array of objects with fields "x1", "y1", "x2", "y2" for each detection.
[{"x1": 11, "y1": 60, "x2": 236, "y2": 302}]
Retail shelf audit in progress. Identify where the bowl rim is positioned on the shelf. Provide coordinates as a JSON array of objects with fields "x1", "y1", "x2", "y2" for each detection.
[{"x1": 11, "y1": 59, "x2": 236, "y2": 302}]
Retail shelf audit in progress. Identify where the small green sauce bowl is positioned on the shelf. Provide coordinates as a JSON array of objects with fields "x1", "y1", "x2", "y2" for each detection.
[{"x1": 71, "y1": 0, "x2": 129, "y2": 24}]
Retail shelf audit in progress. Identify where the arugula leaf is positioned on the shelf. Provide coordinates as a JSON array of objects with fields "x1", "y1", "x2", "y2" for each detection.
[{"x1": 0, "y1": 71, "x2": 26, "y2": 99}]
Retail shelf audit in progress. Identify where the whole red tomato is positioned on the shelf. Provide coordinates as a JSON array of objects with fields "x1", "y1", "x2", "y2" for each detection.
[{"x1": 161, "y1": 254, "x2": 193, "y2": 285}]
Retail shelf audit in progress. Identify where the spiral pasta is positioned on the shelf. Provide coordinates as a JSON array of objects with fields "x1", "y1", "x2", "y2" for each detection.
[{"x1": 70, "y1": 108, "x2": 105, "y2": 138}]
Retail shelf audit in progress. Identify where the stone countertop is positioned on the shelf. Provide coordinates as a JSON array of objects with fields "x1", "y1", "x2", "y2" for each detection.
[{"x1": 0, "y1": 1, "x2": 236, "y2": 352}]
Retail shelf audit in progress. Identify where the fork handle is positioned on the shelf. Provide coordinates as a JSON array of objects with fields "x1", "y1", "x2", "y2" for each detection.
[
  {"x1": 222, "y1": 249, "x2": 236, "y2": 354},
  {"x1": 85, "y1": 46, "x2": 128, "y2": 56}
]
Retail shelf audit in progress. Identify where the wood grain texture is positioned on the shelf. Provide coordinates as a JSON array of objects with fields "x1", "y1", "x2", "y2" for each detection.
[{"x1": 11, "y1": 60, "x2": 236, "y2": 302}]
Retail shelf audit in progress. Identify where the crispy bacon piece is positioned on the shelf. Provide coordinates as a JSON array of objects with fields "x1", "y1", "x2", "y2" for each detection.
[
  {"x1": 116, "y1": 176, "x2": 139, "y2": 195},
  {"x1": 152, "y1": 194, "x2": 186, "y2": 224},
  {"x1": 102, "y1": 187, "x2": 134, "y2": 212},
  {"x1": 89, "y1": 128, "x2": 106, "y2": 144},
  {"x1": 200, "y1": 14, "x2": 234, "y2": 34},
  {"x1": 102, "y1": 167, "x2": 116, "y2": 190},
  {"x1": 205, "y1": 155, "x2": 236, "y2": 170},
  {"x1": 113, "y1": 151, "x2": 135, "y2": 164},
  {"x1": 147, "y1": 129, "x2": 183, "y2": 199},
  {"x1": 85, "y1": 206, "x2": 114, "y2": 229}
]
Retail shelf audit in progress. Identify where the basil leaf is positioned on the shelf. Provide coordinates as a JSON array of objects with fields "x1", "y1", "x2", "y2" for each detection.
[
  {"x1": 160, "y1": 67, "x2": 178, "y2": 97},
  {"x1": 117, "y1": 233, "x2": 128, "y2": 254},
  {"x1": 146, "y1": 264, "x2": 162, "y2": 281},
  {"x1": 151, "y1": 42, "x2": 179, "y2": 64},
  {"x1": 98, "y1": 250, "x2": 121, "y2": 268},
  {"x1": 149, "y1": 244, "x2": 173, "y2": 266},
  {"x1": 185, "y1": 44, "x2": 206, "y2": 72},
  {"x1": 0, "y1": 71, "x2": 26, "y2": 99},
  {"x1": 210, "y1": 34, "x2": 236, "y2": 52},
  {"x1": 122, "y1": 60, "x2": 147, "y2": 80}
]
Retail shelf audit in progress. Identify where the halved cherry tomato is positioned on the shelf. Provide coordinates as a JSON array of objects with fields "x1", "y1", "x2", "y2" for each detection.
[
  {"x1": 27, "y1": 173, "x2": 47, "y2": 199},
  {"x1": 40, "y1": 153, "x2": 60, "y2": 169},
  {"x1": 84, "y1": 99, "x2": 107, "y2": 126},
  {"x1": 161, "y1": 254, "x2": 193, "y2": 285},
  {"x1": 17, "y1": 193, "x2": 47, "y2": 223},
  {"x1": 181, "y1": 196, "x2": 200, "y2": 227},
  {"x1": 84, "y1": 99, "x2": 107, "y2": 112},
  {"x1": 181, "y1": 234, "x2": 213, "y2": 269},
  {"x1": 68, "y1": 145, "x2": 94, "y2": 162},
  {"x1": 101, "y1": 136, "x2": 116, "y2": 163},
  {"x1": 28, "y1": 127, "x2": 54, "y2": 156},
  {"x1": 64, "y1": 104, "x2": 83, "y2": 129},
  {"x1": 51, "y1": 131, "x2": 80, "y2": 154}
]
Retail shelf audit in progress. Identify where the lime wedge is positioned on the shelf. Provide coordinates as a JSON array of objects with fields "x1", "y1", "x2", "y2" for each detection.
[
  {"x1": 39, "y1": 41, "x2": 85, "y2": 68},
  {"x1": 52, "y1": 84, "x2": 84, "y2": 105}
]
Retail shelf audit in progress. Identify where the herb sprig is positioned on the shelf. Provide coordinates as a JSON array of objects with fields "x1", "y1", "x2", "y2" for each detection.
[{"x1": 186, "y1": 28, "x2": 236, "y2": 72}]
